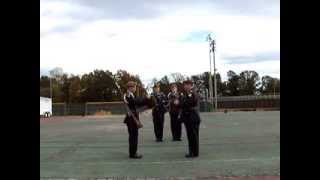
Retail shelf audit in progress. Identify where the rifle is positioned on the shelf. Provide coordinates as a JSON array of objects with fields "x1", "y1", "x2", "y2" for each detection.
[
  {"x1": 167, "y1": 92, "x2": 179, "y2": 113},
  {"x1": 114, "y1": 81, "x2": 143, "y2": 129},
  {"x1": 151, "y1": 92, "x2": 169, "y2": 113}
]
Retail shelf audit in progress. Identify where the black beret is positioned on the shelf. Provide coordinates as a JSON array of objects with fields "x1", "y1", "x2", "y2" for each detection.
[
  {"x1": 153, "y1": 83, "x2": 160, "y2": 88},
  {"x1": 127, "y1": 81, "x2": 137, "y2": 88},
  {"x1": 183, "y1": 80, "x2": 193, "y2": 85},
  {"x1": 170, "y1": 83, "x2": 177, "y2": 87}
]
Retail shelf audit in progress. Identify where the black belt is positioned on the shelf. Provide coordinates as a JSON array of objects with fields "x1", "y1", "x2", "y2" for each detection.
[{"x1": 182, "y1": 108, "x2": 198, "y2": 114}]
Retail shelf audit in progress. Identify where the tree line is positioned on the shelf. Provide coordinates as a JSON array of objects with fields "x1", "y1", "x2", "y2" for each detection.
[{"x1": 40, "y1": 69, "x2": 280, "y2": 103}]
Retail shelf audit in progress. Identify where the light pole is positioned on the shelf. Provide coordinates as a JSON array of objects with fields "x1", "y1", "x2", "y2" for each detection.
[
  {"x1": 206, "y1": 34, "x2": 214, "y2": 111},
  {"x1": 49, "y1": 67, "x2": 63, "y2": 101},
  {"x1": 211, "y1": 39, "x2": 218, "y2": 111},
  {"x1": 49, "y1": 70, "x2": 54, "y2": 100},
  {"x1": 273, "y1": 79, "x2": 276, "y2": 97},
  {"x1": 50, "y1": 77, "x2": 52, "y2": 99}
]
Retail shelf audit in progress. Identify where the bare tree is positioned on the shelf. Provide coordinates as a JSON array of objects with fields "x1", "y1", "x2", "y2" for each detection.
[{"x1": 170, "y1": 73, "x2": 186, "y2": 83}]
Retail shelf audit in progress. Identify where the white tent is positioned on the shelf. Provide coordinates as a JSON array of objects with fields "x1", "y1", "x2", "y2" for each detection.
[{"x1": 40, "y1": 97, "x2": 52, "y2": 117}]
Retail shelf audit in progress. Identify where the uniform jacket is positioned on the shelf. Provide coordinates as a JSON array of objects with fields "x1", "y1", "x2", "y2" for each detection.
[
  {"x1": 167, "y1": 91, "x2": 181, "y2": 114},
  {"x1": 151, "y1": 92, "x2": 168, "y2": 114},
  {"x1": 123, "y1": 91, "x2": 151, "y2": 124},
  {"x1": 180, "y1": 90, "x2": 201, "y2": 123},
  {"x1": 123, "y1": 91, "x2": 138, "y2": 124}
]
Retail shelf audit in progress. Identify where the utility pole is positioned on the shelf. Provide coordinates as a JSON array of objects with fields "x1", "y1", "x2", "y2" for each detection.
[
  {"x1": 50, "y1": 77, "x2": 52, "y2": 99},
  {"x1": 49, "y1": 67, "x2": 63, "y2": 102},
  {"x1": 211, "y1": 40, "x2": 218, "y2": 111},
  {"x1": 206, "y1": 34, "x2": 214, "y2": 111}
]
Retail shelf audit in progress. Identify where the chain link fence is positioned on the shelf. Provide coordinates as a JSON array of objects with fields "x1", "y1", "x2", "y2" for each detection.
[
  {"x1": 85, "y1": 102, "x2": 126, "y2": 115},
  {"x1": 52, "y1": 95, "x2": 280, "y2": 116},
  {"x1": 52, "y1": 102, "x2": 126, "y2": 116},
  {"x1": 52, "y1": 103, "x2": 67, "y2": 116},
  {"x1": 200, "y1": 95, "x2": 280, "y2": 110}
]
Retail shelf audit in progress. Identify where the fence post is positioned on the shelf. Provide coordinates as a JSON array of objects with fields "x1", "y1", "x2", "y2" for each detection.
[
  {"x1": 85, "y1": 102, "x2": 87, "y2": 116},
  {"x1": 64, "y1": 103, "x2": 67, "y2": 116}
]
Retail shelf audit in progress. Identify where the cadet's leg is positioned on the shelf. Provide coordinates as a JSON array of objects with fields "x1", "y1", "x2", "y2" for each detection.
[
  {"x1": 176, "y1": 114, "x2": 182, "y2": 140},
  {"x1": 193, "y1": 122, "x2": 200, "y2": 157},
  {"x1": 170, "y1": 113, "x2": 176, "y2": 139},
  {"x1": 152, "y1": 111, "x2": 159, "y2": 140},
  {"x1": 127, "y1": 122, "x2": 138, "y2": 157},
  {"x1": 159, "y1": 113, "x2": 165, "y2": 140},
  {"x1": 174, "y1": 113, "x2": 182, "y2": 140},
  {"x1": 186, "y1": 120, "x2": 199, "y2": 157},
  {"x1": 184, "y1": 120, "x2": 193, "y2": 155}
]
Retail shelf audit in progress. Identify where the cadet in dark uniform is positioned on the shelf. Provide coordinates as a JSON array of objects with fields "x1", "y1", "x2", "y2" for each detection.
[
  {"x1": 180, "y1": 80, "x2": 201, "y2": 158},
  {"x1": 151, "y1": 83, "x2": 168, "y2": 142},
  {"x1": 123, "y1": 81, "x2": 152, "y2": 159},
  {"x1": 167, "y1": 83, "x2": 182, "y2": 141}
]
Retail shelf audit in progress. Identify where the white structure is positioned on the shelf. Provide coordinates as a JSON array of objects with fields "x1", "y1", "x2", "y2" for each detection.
[{"x1": 40, "y1": 97, "x2": 52, "y2": 117}]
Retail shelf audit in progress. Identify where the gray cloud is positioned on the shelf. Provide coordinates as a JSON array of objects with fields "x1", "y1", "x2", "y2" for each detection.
[
  {"x1": 41, "y1": 23, "x2": 81, "y2": 38},
  {"x1": 40, "y1": 0, "x2": 279, "y2": 38},
  {"x1": 222, "y1": 51, "x2": 280, "y2": 64},
  {"x1": 211, "y1": 0, "x2": 279, "y2": 17},
  {"x1": 42, "y1": 0, "x2": 279, "y2": 21},
  {"x1": 41, "y1": 0, "x2": 165, "y2": 22},
  {"x1": 40, "y1": 68, "x2": 50, "y2": 76}
]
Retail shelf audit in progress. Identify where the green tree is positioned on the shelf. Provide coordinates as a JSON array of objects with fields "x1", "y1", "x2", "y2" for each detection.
[
  {"x1": 215, "y1": 73, "x2": 224, "y2": 96},
  {"x1": 196, "y1": 72, "x2": 225, "y2": 96},
  {"x1": 170, "y1": 73, "x2": 185, "y2": 83},
  {"x1": 219, "y1": 81, "x2": 229, "y2": 96},
  {"x1": 226, "y1": 71, "x2": 241, "y2": 96},
  {"x1": 60, "y1": 74, "x2": 71, "y2": 103},
  {"x1": 51, "y1": 78, "x2": 64, "y2": 103},
  {"x1": 80, "y1": 70, "x2": 116, "y2": 102},
  {"x1": 69, "y1": 75, "x2": 81, "y2": 103},
  {"x1": 170, "y1": 73, "x2": 185, "y2": 92},
  {"x1": 40, "y1": 76, "x2": 50, "y2": 97},
  {"x1": 259, "y1": 76, "x2": 280, "y2": 95},
  {"x1": 158, "y1": 75, "x2": 170, "y2": 95},
  {"x1": 80, "y1": 73, "x2": 95, "y2": 102},
  {"x1": 238, "y1": 70, "x2": 260, "y2": 95},
  {"x1": 114, "y1": 70, "x2": 147, "y2": 99}
]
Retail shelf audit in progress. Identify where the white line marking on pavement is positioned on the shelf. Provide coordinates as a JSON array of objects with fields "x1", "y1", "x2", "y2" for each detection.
[{"x1": 40, "y1": 156, "x2": 280, "y2": 165}]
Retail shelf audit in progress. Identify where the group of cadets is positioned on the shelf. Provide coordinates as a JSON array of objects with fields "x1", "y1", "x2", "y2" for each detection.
[{"x1": 123, "y1": 80, "x2": 201, "y2": 159}]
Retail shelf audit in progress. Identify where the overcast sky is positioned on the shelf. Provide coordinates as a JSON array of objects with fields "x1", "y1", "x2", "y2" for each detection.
[{"x1": 40, "y1": 0, "x2": 280, "y2": 85}]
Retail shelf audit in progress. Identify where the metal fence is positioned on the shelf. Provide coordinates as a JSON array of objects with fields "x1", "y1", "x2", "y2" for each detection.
[
  {"x1": 52, "y1": 103, "x2": 67, "y2": 116},
  {"x1": 52, "y1": 95, "x2": 280, "y2": 116},
  {"x1": 201, "y1": 95, "x2": 280, "y2": 110},
  {"x1": 52, "y1": 102, "x2": 126, "y2": 116},
  {"x1": 52, "y1": 103, "x2": 85, "y2": 116},
  {"x1": 85, "y1": 102, "x2": 126, "y2": 115}
]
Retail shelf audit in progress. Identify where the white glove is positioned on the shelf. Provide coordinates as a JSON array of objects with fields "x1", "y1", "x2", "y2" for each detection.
[
  {"x1": 123, "y1": 94, "x2": 129, "y2": 104},
  {"x1": 174, "y1": 99, "x2": 179, "y2": 105}
]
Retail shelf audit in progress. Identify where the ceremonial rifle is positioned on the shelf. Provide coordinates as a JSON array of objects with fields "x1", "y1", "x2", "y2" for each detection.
[{"x1": 114, "y1": 81, "x2": 143, "y2": 128}]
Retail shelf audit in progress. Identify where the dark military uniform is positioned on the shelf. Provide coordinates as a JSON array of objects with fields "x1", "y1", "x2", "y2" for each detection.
[
  {"x1": 123, "y1": 91, "x2": 140, "y2": 158},
  {"x1": 168, "y1": 91, "x2": 182, "y2": 141},
  {"x1": 123, "y1": 91, "x2": 149, "y2": 158},
  {"x1": 151, "y1": 92, "x2": 168, "y2": 141},
  {"x1": 180, "y1": 90, "x2": 201, "y2": 157}
]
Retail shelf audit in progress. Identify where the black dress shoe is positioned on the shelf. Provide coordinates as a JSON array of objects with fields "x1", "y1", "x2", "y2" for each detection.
[
  {"x1": 185, "y1": 153, "x2": 194, "y2": 158},
  {"x1": 130, "y1": 154, "x2": 143, "y2": 159},
  {"x1": 193, "y1": 154, "x2": 199, "y2": 158},
  {"x1": 156, "y1": 139, "x2": 163, "y2": 142},
  {"x1": 172, "y1": 138, "x2": 182, "y2": 141}
]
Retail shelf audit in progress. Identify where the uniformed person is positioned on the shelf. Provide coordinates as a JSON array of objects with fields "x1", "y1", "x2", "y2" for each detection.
[
  {"x1": 167, "y1": 83, "x2": 182, "y2": 141},
  {"x1": 123, "y1": 81, "x2": 152, "y2": 159},
  {"x1": 180, "y1": 80, "x2": 201, "y2": 158},
  {"x1": 151, "y1": 83, "x2": 168, "y2": 142}
]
